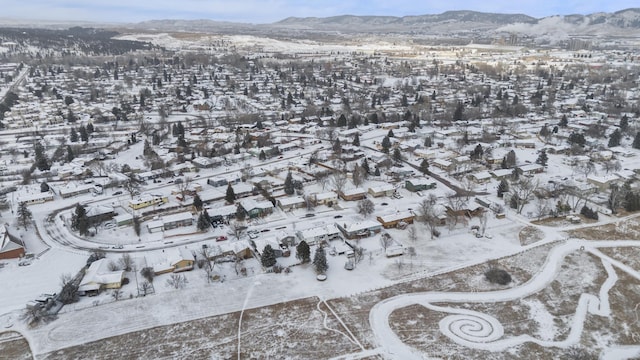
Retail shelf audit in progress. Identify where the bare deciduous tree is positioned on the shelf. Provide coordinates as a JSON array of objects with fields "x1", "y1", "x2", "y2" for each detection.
[
  {"x1": 228, "y1": 221, "x2": 246, "y2": 241},
  {"x1": 380, "y1": 233, "x2": 393, "y2": 250},
  {"x1": 166, "y1": 274, "x2": 189, "y2": 289},
  {"x1": 111, "y1": 289, "x2": 123, "y2": 301},
  {"x1": 510, "y1": 178, "x2": 539, "y2": 214},
  {"x1": 357, "y1": 199, "x2": 375, "y2": 217},
  {"x1": 331, "y1": 171, "x2": 348, "y2": 194},
  {"x1": 119, "y1": 253, "x2": 132, "y2": 272},
  {"x1": 418, "y1": 197, "x2": 440, "y2": 239},
  {"x1": 138, "y1": 281, "x2": 153, "y2": 296},
  {"x1": 407, "y1": 225, "x2": 418, "y2": 243}
]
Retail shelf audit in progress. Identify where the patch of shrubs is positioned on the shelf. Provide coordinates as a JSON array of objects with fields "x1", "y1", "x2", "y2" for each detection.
[
  {"x1": 580, "y1": 205, "x2": 599, "y2": 220},
  {"x1": 484, "y1": 268, "x2": 512, "y2": 285}
]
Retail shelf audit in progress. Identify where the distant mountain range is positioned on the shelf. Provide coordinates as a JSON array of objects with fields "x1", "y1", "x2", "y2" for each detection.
[{"x1": 2, "y1": 8, "x2": 640, "y2": 38}]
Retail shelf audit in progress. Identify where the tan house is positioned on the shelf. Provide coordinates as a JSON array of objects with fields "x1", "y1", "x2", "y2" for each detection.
[{"x1": 78, "y1": 258, "x2": 125, "y2": 296}]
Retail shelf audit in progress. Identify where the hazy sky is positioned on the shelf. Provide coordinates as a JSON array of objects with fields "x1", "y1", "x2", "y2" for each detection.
[{"x1": 2, "y1": 0, "x2": 638, "y2": 24}]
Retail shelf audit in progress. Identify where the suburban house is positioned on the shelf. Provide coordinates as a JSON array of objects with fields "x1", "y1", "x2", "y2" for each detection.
[
  {"x1": 368, "y1": 184, "x2": 396, "y2": 198},
  {"x1": 113, "y1": 212, "x2": 134, "y2": 227},
  {"x1": 148, "y1": 248, "x2": 195, "y2": 275},
  {"x1": 85, "y1": 205, "x2": 116, "y2": 225},
  {"x1": 18, "y1": 191, "x2": 55, "y2": 206},
  {"x1": 586, "y1": 174, "x2": 620, "y2": 191},
  {"x1": 253, "y1": 237, "x2": 287, "y2": 258},
  {"x1": 207, "y1": 174, "x2": 241, "y2": 187},
  {"x1": 469, "y1": 171, "x2": 492, "y2": 184},
  {"x1": 0, "y1": 225, "x2": 24, "y2": 260},
  {"x1": 78, "y1": 258, "x2": 125, "y2": 296},
  {"x1": 162, "y1": 212, "x2": 194, "y2": 230},
  {"x1": 338, "y1": 188, "x2": 367, "y2": 201},
  {"x1": 296, "y1": 224, "x2": 342, "y2": 246},
  {"x1": 206, "y1": 241, "x2": 253, "y2": 261},
  {"x1": 405, "y1": 178, "x2": 437, "y2": 192},
  {"x1": 336, "y1": 220, "x2": 383, "y2": 239},
  {"x1": 191, "y1": 156, "x2": 223, "y2": 169},
  {"x1": 239, "y1": 198, "x2": 275, "y2": 218},
  {"x1": 277, "y1": 196, "x2": 306, "y2": 211},
  {"x1": 206, "y1": 204, "x2": 237, "y2": 222},
  {"x1": 129, "y1": 195, "x2": 169, "y2": 210},
  {"x1": 313, "y1": 191, "x2": 338, "y2": 206},
  {"x1": 517, "y1": 164, "x2": 544, "y2": 175},
  {"x1": 376, "y1": 211, "x2": 416, "y2": 229},
  {"x1": 57, "y1": 182, "x2": 94, "y2": 198},
  {"x1": 432, "y1": 158, "x2": 454, "y2": 171}
]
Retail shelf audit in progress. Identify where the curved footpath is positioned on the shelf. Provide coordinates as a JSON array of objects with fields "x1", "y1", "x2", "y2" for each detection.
[{"x1": 369, "y1": 239, "x2": 640, "y2": 359}]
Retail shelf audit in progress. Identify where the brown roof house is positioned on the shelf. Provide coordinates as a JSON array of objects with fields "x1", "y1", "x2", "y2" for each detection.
[{"x1": 0, "y1": 225, "x2": 25, "y2": 260}]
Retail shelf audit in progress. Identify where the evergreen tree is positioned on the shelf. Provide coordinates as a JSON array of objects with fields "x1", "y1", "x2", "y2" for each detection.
[
  {"x1": 424, "y1": 136, "x2": 432, "y2": 147},
  {"x1": 539, "y1": 124, "x2": 549, "y2": 138},
  {"x1": 225, "y1": 183, "x2": 236, "y2": 203},
  {"x1": 193, "y1": 194, "x2": 203, "y2": 211},
  {"x1": 620, "y1": 115, "x2": 629, "y2": 133},
  {"x1": 419, "y1": 159, "x2": 430, "y2": 174},
  {"x1": 393, "y1": 148, "x2": 403, "y2": 163},
  {"x1": 313, "y1": 246, "x2": 328, "y2": 274},
  {"x1": 535, "y1": 149, "x2": 548, "y2": 166},
  {"x1": 332, "y1": 138, "x2": 342, "y2": 154},
  {"x1": 17, "y1": 202, "x2": 33, "y2": 229},
  {"x1": 401, "y1": 94, "x2": 408, "y2": 107},
  {"x1": 387, "y1": 129, "x2": 395, "y2": 138},
  {"x1": 40, "y1": 182, "x2": 50, "y2": 192},
  {"x1": 261, "y1": 245, "x2": 277, "y2": 267},
  {"x1": 559, "y1": 114, "x2": 568, "y2": 127},
  {"x1": 67, "y1": 109, "x2": 77, "y2": 123},
  {"x1": 337, "y1": 114, "x2": 347, "y2": 127},
  {"x1": 633, "y1": 132, "x2": 640, "y2": 150},
  {"x1": 284, "y1": 171, "x2": 295, "y2": 195},
  {"x1": 235, "y1": 203, "x2": 246, "y2": 221},
  {"x1": 197, "y1": 212, "x2": 211, "y2": 231},
  {"x1": 34, "y1": 141, "x2": 50, "y2": 171},
  {"x1": 497, "y1": 179, "x2": 509, "y2": 198},
  {"x1": 259, "y1": 149, "x2": 266, "y2": 161},
  {"x1": 79, "y1": 125, "x2": 88, "y2": 142},
  {"x1": 66, "y1": 145, "x2": 75, "y2": 163},
  {"x1": 352, "y1": 133, "x2": 360, "y2": 146},
  {"x1": 381, "y1": 136, "x2": 391, "y2": 154},
  {"x1": 361, "y1": 158, "x2": 370, "y2": 175},
  {"x1": 568, "y1": 132, "x2": 586, "y2": 147},
  {"x1": 86, "y1": 123, "x2": 94, "y2": 133},
  {"x1": 70, "y1": 127, "x2": 79, "y2": 142},
  {"x1": 470, "y1": 144, "x2": 483, "y2": 160},
  {"x1": 608, "y1": 129, "x2": 621, "y2": 148},
  {"x1": 374, "y1": 167, "x2": 381, "y2": 176},
  {"x1": 296, "y1": 240, "x2": 311, "y2": 263},
  {"x1": 71, "y1": 204, "x2": 89, "y2": 236}
]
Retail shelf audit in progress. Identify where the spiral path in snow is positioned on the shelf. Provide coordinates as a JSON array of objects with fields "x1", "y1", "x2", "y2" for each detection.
[{"x1": 439, "y1": 311, "x2": 504, "y2": 344}]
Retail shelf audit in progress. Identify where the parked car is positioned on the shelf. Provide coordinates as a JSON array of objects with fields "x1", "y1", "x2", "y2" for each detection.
[
  {"x1": 216, "y1": 235, "x2": 228, "y2": 242},
  {"x1": 111, "y1": 244, "x2": 123, "y2": 249},
  {"x1": 18, "y1": 259, "x2": 32, "y2": 266},
  {"x1": 113, "y1": 191, "x2": 123, "y2": 196},
  {"x1": 344, "y1": 260, "x2": 355, "y2": 270}
]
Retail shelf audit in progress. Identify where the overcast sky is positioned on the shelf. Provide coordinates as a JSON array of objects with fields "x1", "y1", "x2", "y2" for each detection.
[{"x1": 2, "y1": 0, "x2": 638, "y2": 24}]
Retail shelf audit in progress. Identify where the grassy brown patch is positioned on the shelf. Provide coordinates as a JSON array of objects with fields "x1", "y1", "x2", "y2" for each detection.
[
  {"x1": 0, "y1": 332, "x2": 33, "y2": 360},
  {"x1": 42, "y1": 297, "x2": 360, "y2": 360}
]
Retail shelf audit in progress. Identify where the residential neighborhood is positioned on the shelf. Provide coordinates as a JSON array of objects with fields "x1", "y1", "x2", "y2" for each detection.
[{"x1": 1, "y1": 5, "x2": 640, "y2": 360}]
